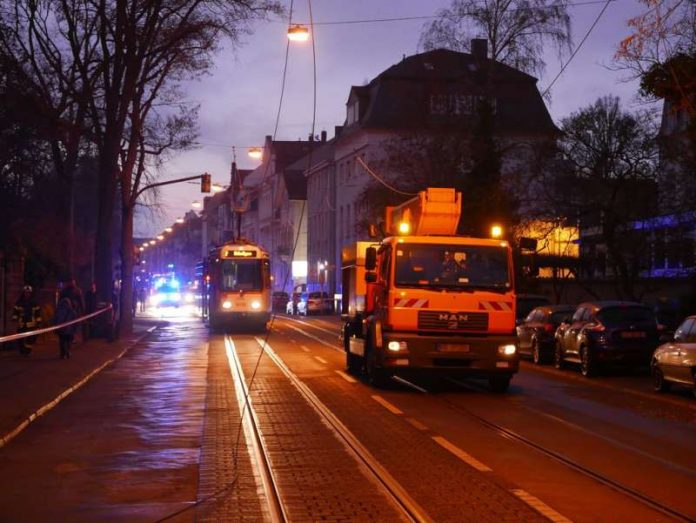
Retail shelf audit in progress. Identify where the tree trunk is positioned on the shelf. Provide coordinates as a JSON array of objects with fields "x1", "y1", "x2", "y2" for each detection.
[
  {"x1": 94, "y1": 137, "x2": 120, "y2": 306},
  {"x1": 118, "y1": 202, "x2": 134, "y2": 336}
]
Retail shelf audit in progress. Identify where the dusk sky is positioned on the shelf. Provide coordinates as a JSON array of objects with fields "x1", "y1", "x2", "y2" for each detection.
[{"x1": 135, "y1": 0, "x2": 650, "y2": 237}]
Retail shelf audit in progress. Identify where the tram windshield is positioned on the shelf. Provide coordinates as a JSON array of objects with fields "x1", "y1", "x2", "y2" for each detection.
[{"x1": 220, "y1": 259, "x2": 263, "y2": 291}]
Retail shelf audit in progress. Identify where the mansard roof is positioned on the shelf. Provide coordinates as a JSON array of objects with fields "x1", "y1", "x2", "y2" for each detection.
[{"x1": 343, "y1": 48, "x2": 557, "y2": 135}]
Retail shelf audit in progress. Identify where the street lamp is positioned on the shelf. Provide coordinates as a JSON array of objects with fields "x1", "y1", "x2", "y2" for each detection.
[
  {"x1": 149, "y1": 240, "x2": 156, "y2": 245},
  {"x1": 248, "y1": 147, "x2": 263, "y2": 159},
  {"x1": 192, "y1": 200, "x2": 202, "y2": 209},
  {"x1": 211, "y1": 183, "x2": 225, "y2": 193},
  {"x1": 175, "y1": 217, "x2": 184, "y2": 224},
  {"x1": 287, "y1": 24, "x2": 309, "y2": 42},
  {"x1": 157, "y1": 235, "x2": 164, "y2": 241},
  {"x1": 165, "y1": 227, "x2": 173, "y2": 233},
  {"x1": 490, "y1": 224, "x2": 503, "y2": 239}
]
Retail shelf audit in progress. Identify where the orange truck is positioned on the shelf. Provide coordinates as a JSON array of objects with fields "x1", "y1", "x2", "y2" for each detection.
[{"x1": 341, "y1": 188, "x2": 519, "y2": 391}]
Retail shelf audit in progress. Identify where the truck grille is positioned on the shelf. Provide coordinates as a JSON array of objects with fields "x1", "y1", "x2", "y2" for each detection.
[{"x1": 418, "y1": 311, "x2": 489, "y2": 331}]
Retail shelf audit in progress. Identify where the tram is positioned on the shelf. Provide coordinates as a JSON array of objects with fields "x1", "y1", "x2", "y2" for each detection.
[{"x1": 200, "y1": 240, "x2": 271, "y2": 331}]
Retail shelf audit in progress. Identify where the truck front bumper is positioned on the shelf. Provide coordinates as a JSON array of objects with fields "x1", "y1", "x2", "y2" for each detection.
[{"x1": 380, "y1": 332, "x2": 519, "y2": 377}]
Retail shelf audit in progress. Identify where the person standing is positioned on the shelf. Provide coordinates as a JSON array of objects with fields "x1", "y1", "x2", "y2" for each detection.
[
  {"x1": 12, "y1": 285, "x2": 43, "y2": 356},
  {"x1": 54, "y1": 297, "x2": 77, "y2": 359},
  {"x1": 60, "y1": 278, "x2": 84, "y2": 314}
]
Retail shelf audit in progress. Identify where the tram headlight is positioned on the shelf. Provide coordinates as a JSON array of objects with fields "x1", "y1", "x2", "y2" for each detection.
[
  {"x1": 498, "y1": 344, "x2": 516, "y2": 356},
  {"x1": 251, "y1": 300, "x2": 261, "y2": 310},
  {"x1": 222, "y1": 300, "x2": 232, "y2": 310}
]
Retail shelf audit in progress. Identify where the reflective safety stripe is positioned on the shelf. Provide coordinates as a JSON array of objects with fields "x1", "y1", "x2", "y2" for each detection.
[
  {"x1": 478, "y1": 300, "x2": 512, "y2": 312},
  {"x1": 393, "y1": 298, "x2": 429, "y2": 308}
]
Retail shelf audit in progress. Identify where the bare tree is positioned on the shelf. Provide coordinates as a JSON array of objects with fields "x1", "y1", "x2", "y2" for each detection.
[
  {"x1": 557, "y1": 96, "x2": 659, "y2": 300},
  {"x1": 2, "y1": 0, "x2": 281, "y2": 334},
  {"x1": 616, "y1": 0, "x2": 696, "y2": 117},
  {"x1": 419, "y1": 0, "x2": 572, "y2": 78}
]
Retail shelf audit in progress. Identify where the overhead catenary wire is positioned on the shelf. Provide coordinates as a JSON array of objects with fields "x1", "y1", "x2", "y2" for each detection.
[
  {"x1": 280, "y1": 0, "x2": 619, "y2": 26},
  {"x1": 541, "y1": 0, "x2": 613, "y2": 97},
  {"x1": 356, "y1": 156, "x2": 418, "y2": 197}
]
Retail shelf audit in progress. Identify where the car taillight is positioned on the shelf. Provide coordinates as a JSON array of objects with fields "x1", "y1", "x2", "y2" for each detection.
[
  {"x1": 587, "y1": 323, "x2": 605, "y2": 332},
  {"x1": 543, "y1": 323, "x2": 554, "y2": 333}
]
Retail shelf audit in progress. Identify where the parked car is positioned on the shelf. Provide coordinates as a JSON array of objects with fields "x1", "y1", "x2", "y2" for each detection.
[
  {"x1": 272, "y1": 291, "x2": 289, "y2": 312},
  {"x1": 554, "y1": 301, "x2": 660, "y2": 377},
  {"x1": 651, "y1": 315, "x2": 696, "y2": 397},
  {"x1": 516, "y1": 305, "x2": 575, "y2": 364},
  {"x1": 298, "y1": 291, "x2": 333, "y2": 315},
  {"x1": 516, "y1": 294, "x2": 552, "y2": 325}
]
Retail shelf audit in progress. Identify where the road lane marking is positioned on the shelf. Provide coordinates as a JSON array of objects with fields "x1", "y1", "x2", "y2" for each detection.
[
  {"x1": 314, "y1": 356, "x2": 328, "y2": 365},
  {"x1": 283, "y1": 323, "x2": 343, "y2": 353},
  {"x1": 371, "y1": 395, "x2": 403, "y2": 415},
  {"x1": 300, "y1": 345, "x2": 310, "y2": 352},
  {"x1": 432, "y1": 436, "x2": 492, "y2": 472},
  {"x1": 282, "y1": 316, "x2": 338, "y2": 336},
  {"x1": 335, "y1": 370, "x2": 357, "y2": 383},
  {"x1": 511, "y1": 489, "x2": 573, "y2": 523},
  {"x1": 405, "y1": 418, "x2": 429, "y2": 431}
]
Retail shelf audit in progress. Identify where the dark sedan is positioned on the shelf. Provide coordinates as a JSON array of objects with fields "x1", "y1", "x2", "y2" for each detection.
[
  {"x1": 554, "y1": 301, "x2": 659, "y2": 377},
  {"x1": 517, "y1": 305, "x2": 575, "y2": 364}
]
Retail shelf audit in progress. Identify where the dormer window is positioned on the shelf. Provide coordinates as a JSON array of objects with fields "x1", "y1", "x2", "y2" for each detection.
[{"x1": 347, "y1": 101, "x2": 359, "y2": 124}]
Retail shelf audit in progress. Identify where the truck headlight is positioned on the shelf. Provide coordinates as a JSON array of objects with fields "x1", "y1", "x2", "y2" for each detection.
[
  {"x1": 222, "y1": 300, "x2": 232, "y2": 309},
  {"x1": 251, "y1": 300, "x2": 261, "y2": 310},
  {"x1": 498, "y1": 344, "x2": 516, "y2": 356},
  {"x1": 387, "y1": 341, "x2": 407, "y2": 352}
]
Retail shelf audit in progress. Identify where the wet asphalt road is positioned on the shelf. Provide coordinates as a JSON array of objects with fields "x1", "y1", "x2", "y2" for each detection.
[{"x1": 0, "y1": 312, "x2": 694, "y2": 522}]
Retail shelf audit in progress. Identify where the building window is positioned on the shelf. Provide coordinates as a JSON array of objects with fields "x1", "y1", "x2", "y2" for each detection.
[{"x1": 429, "y1": 93, "x2": 497, "y2": 116}]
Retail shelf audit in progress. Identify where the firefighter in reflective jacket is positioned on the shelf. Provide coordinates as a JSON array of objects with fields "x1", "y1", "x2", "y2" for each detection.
[{"x1": 12, "y1": 285, "x2": 43, "y2": 355}]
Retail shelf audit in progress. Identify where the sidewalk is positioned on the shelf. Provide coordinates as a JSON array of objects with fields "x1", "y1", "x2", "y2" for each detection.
[{"x1": 0, "y1": 319, "x2": 162, "y2": 446}]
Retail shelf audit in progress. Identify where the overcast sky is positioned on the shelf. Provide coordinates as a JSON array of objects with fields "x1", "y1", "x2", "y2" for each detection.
[{"x1": 134, "y1": 0, "x2": 651, "y2": 237}]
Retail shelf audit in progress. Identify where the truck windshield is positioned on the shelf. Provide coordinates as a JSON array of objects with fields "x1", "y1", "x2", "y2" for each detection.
[
  {"x1": 220, "y1": 260, "x2": 262, "y2": 291},
  {"x1": 394, "y1": 243, "x2": 510, "y2": 290}
]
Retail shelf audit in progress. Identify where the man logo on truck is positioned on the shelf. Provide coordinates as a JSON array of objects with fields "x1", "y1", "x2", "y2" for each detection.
[{"x1": 440, "y1": 313, "x2": 469, "y2": 329}]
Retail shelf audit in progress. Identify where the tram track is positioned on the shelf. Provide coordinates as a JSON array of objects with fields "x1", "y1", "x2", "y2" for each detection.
[
  {"x1": 224, "y1": 333, "x2": 431, "y2": 523},
  {"x1": 276, "y1": 315, "x2": 696, "y2": 522}
]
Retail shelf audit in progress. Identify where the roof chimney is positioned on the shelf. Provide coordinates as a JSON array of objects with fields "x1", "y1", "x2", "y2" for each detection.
[
  {"x1": 320, "y1": 130, "x2": 327, "y2": 142},
  {"x1": 471, "y1": 39, "x2": 488, "y2": 61}
]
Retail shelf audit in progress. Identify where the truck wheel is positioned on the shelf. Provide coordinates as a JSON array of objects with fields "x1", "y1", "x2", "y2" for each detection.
[
  {"x1": 365, "y1": 347, "x2": 388, "y2": 388},
  {"x1": 489, "y1": 375, "x2": 511, "y2": 393},
  {"x1": 346, "y1": 351, "x2": 363, "y2": 376}
]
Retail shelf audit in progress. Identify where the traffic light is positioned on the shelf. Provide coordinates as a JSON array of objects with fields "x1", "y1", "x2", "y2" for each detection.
[{"x1": 201, "y1": 173, "x2": 211, "y2": 193}]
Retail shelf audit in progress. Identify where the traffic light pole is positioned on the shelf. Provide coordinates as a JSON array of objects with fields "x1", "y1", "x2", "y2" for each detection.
[{"x1": 134, "y1": 173, "x2": 211, "y2": 201}]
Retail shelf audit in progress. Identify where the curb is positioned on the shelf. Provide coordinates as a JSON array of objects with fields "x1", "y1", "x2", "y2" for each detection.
[{"x1": 0, "y1": 326, "x2": 158, "y2": 449}]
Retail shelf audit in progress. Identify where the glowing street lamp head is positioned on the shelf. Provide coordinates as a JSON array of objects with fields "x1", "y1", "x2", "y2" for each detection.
[
  {"x1": 287, "y1": 24, "x2": 309, "y2": 42},
  {"x1": 192, "y1": 200, "x2": 202, "y2": 209},
  {"x1": 157, "y1": 235, "x2": 164, "y2": 241},
  {"x1": 398, "y1": 221, "x2": 411, "y2": 235},
  {"x1": 175, "y1": 217, "x2": 184, "y2": 224},
  {"x1": 490, "y1": 224, "x2": 503, "y2": 239},
  {"x1": 165, "y1": 227, "x2": 173, "y2": 233},
  {"x1": 248, "y1": 147, "x2": 263, "y2": 159},
  {"x1": 211, "y1": 183, "x2": 225, "y2": 193}
]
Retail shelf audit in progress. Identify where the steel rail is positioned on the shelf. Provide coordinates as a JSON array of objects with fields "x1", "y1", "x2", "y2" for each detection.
[
  {"x1": 254, "y1": 336, "x2": 433, "y2": 523},
  {"x1": 428, "y1": 379, "x2": 696, "y2": 523},
  {"x1": 224, "y1": 336, "x2": 287, "y2": 523},
  {"x1": 280, "y1": 317, "x2": 694, "y2": 522}
]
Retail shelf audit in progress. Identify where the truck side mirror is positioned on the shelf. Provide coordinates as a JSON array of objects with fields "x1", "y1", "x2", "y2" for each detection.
[
  {"x1": 365, "y1": 272, "x2": 377, "y2": 283},
  {"x1": 365, "y1": 247, "x2": 377, "y2": 271}
]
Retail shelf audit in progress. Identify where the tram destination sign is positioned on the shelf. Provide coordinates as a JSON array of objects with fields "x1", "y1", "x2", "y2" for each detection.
[{"x1": 225, "y1": 249, "x2": 257, "y2": 258}]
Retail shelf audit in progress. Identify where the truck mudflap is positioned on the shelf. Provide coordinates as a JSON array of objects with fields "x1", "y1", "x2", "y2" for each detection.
[{"x1": 379, "y1": 332, "x2": 519, "y2": 376}]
